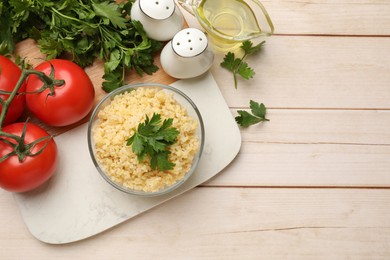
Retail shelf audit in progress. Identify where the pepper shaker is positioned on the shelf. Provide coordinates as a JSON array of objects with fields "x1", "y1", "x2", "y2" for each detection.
[
  {"x1": 130, "y1": 0, "x2": 184, "y2": 41},
  {"x1": 160, "y1": 28, "x2": 214, "y2": 79}
]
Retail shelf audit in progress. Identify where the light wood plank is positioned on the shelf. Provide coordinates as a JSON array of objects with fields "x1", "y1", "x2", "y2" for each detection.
[
  {"x1": 206, "y1": 142, "x2": 390, "y2": 187},
  {"x1": 210, "y1": 36, "x2": 390, "y2": 109},
  {"x1": 234, "y1": 109, "x2": 390, "y2": 145},
  {"x1": 1, "y1": 188, "x2": 389, "y2": 259},
  {"x1": 182, "y1": 1, "x2": 390, "y2": 36},
  {"x1": 263, "y1": 0, "x2": 390, "y2": 35}
]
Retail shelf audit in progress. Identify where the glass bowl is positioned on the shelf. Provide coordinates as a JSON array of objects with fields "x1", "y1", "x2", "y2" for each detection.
[{"x1": 87, "y1": 83, "x2": 204, "y2": 197}]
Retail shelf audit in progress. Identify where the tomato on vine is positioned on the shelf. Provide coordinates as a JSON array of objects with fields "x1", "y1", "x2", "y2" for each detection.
[
  {"x1": 0, "y1": 55, "x2": 26, "y2": 126},
  {"x1": 26, "y1": 59, "x2": 95, "y2": 127},
  {"x1": 0, "y1": 122, "x2": 58, "y2": 192}
]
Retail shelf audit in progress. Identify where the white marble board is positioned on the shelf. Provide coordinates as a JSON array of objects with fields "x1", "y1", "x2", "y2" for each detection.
[{"x1": 13, "y1": 73, "x2": 241, "y2": 244}]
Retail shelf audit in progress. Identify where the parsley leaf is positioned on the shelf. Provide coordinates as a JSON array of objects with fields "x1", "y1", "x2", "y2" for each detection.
[
  {"x1": 220, "y1": 52, "x2": 238, "y2": 71},
  {"x1": 235, "y1": 100, "x2": 269, "y2": 127},
  {"x1": 92, "y1": 1, "x2": 127, "y2": 29},
  {"x1": 237, "y1": 62, "x2": 255, "y2": 80},
  {"x1": 220, "y1": 40, "x2": 265, "y2": 88},
  {"x1": 241, "y1": 40, "x2": 264, "y2": 55},
  {"x1": 102, "y1": 66, "x2": 124, "y2": 92},
  {"x1": 151, "y1": 151, "x2": 175, "y2": 172},
  {"x1": 250, "y1": 100, "x2": 267, "y2": 118},
  {"x1": 126, "y1": 113, "x2": 180, "y2": 171},
  {"x1": 128, "y1": 133, "x2": 145, "y2": 156}
]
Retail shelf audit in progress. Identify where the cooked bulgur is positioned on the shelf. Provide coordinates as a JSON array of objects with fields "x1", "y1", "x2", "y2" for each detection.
[{"x1": 93, "y1": 87, "x2": 200, "y2": 193}]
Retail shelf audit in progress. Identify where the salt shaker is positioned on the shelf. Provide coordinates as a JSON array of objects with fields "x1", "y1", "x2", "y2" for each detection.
[
  {"x1": 160, "y1": 28, "x2": 214, "y2": 79},
  {"x1": 130, "y1": 0, "x2": 184, "y2": 41}
]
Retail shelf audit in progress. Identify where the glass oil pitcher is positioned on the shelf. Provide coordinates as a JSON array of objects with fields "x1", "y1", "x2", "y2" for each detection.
[{"x1": 177, "y1": 0, "x2": 274, "y2": 52}]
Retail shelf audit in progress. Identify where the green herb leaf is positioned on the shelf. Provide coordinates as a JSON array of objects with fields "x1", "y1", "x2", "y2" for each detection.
[
  {"x1": 0, "y1": 12, "x2": 14, "y2": 55},
  {"x1": 220, "y1": 40, "x2": 266, "y2": 88},
  {"x1": 104, "y1": 48, "x2": 122, "y2": 73},
  {"x1": 220, "y1": 52, "x2": 238, "y2": 71},
  {"x1": 235, "y1": 111, "x2": 263, "y2": 127},
  {"x1": 128, "y1": 133, "x2": 145, "y2": 156},
  {"x1": 152, "y1": 151, "x2": 175, "y2": 171},
  {"x1": 241, "y1": 40, "x2": 265, "y2": 56},
  {"x1": 102, "y1": 66, "x2": 124, "y2": 93},
  {"x1": 235, "y1": 100, "x2": 269, "y2": 128},
  {"x1": 237, "y1": 61, "x2": 255, "y2": 80},
  {"x1": 92, "y1": 1, "x2": 127, "y2": 29},
  {"x1": 126, "y1": 113, "x2": 179, "y2": 171},
  {"x1": 250, "y1": 100, "x2": 267, "y2": 118}
]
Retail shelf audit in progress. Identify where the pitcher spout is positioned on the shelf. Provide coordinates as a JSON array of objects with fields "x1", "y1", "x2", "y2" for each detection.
[{"x1": 177, "y1": 0, "x2": 196, "y2": 16}]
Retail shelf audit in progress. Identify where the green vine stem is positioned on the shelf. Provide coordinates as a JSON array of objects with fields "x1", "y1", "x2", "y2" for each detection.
[
  {"x1": 0, "y1": 66, "x2": 65, "y2": 162},
  {"x1": 0, "y1": 68, "x2": 64, "y2": 130}
]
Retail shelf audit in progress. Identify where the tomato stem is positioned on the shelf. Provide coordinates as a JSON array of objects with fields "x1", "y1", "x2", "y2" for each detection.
[
  {"x1": 0, "y1": 69, "x2": 29, "y2": 130},
  {"x1": 0, "y1": 66, "x2": 64, "y2": 163},
  {"x1": 0, "y1": 68, "x2": 64, "y2": 130}
]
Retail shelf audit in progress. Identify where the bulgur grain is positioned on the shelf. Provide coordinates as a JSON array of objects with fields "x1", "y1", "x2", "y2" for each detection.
[{"x1": 93, "y1": 87, "x2": 200, "y2": 193}]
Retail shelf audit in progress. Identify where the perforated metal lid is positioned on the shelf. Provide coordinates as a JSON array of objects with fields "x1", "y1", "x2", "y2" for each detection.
[
  {"x1": 172, "y1": 28, "x2": 208, "y2": 58},
  {"x1": 139, "y1": 0, "x2": 175, "y2": 20}
]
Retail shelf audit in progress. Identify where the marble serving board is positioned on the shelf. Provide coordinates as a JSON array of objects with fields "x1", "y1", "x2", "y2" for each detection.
[{"x1": 13, "y1": 72, "x2": 241, "y2": 244}]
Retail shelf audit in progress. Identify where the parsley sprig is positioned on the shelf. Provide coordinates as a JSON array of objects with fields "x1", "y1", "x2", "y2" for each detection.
[
  {"x1": 0, "y1": 0, "x2": 162, "y2": 92},
  {"x1": 126, "y1": 113, "x2": 179, "y2": 171},
  {"x1": 220, "y1": 40, "x2": 265, "y2": 89},
  {"x1": 236, "y1": 100, "x2": 269, "y2": 127}
]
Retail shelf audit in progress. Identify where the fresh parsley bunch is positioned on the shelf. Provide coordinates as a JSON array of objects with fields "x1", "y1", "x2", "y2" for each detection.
[
  {"x1": 0, "y1": 0, "x2": 162, "y2": 92},
  {"x1": 127, "y1": 113, "x2": 180, "y2": 171},
  {"x1": 221, "y1": 40, "x2": 265, "y2": 89}
]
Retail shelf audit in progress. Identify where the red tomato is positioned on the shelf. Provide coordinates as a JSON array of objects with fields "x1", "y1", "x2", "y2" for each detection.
[
  {"x1": 0, "y1": 55, "x2": 26, "y2": 125},
  {"x1": 0, "y1": 122, "x2": 58, "y2": 192},
  {"x1": 26, "y1": 59, "x2": 95, "y2": 127}
]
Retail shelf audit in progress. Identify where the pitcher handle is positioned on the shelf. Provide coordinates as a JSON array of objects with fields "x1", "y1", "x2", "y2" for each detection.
[
  {"x1": 176, "y1": 0, "x2": 196, "y2": 16},
  {"x1": 251, "y1": 0, "x2": 275, "y2": 35}
]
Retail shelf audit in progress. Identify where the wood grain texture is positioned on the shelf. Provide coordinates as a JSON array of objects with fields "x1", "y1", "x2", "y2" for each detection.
[
  {"x1": 1, "y1": 0, "x2": 390, "y2": 258},
  {"x1": 253, "y1": 0, "x2": 390, "y2": 35},
  {"x1": 210, "y1": 36, "x2": 390, "y2": 109},
  {"x1": 237, "y1": 109, "x2": 390, "y2": 145},
  {"x1": 205, "y1": 142, "x2": 390, "y2": 187},
  {"x1": 1, "y1": 188, "x2": 389, "y2": 259}
]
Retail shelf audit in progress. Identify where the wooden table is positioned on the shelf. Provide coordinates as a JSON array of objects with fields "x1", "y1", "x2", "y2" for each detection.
[{"x1": 1, "y1": 1, "x2": 390, "y2": 258}]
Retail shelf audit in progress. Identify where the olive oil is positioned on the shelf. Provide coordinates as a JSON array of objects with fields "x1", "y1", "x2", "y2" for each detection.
[{"x1": 196, "y1": 0, "x2": 261, "y2": 50}]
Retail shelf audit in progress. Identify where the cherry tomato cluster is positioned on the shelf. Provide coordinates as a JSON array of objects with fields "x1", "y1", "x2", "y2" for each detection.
[{"x1": 0, "y1": 56, "x2": 95, "y2": 192}]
